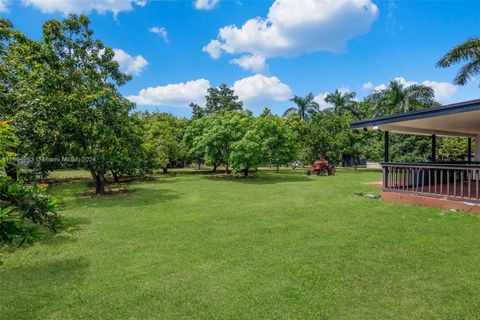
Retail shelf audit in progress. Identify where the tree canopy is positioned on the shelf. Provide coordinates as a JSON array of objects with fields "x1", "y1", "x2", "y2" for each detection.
[
  {"x1": 0, "y1": 15, "x2": 150, "y2": 193},
  {"x1": 140, "y1": 112, "x2": 187, "y2": 174},
  {"x1": 325, "y1": 89, "x2": 360, "y2": 118},
  {"x1": 283, "y1": 93, "x2": 319, "y2": 121},
  {"x1": 366, "y1": 79, "x2": 438, "y2": 116},
  {"x1": 190, "y1": 84, "x2": 243, "y2": 117}
]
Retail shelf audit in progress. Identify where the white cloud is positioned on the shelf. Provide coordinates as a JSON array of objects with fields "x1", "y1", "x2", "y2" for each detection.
[
  {"x1": 113, "y1": 49, "x2": 148, "y2": 76},
  {"x1": 370, "y1": 77, "x2": 457, "y2": 103},
  {"x1": 313, "y1": 87, "x2": 352, "y2": 110},
  {"x1": 374, "y1": 83, "x2": 387, "y2": 92},
  {"x1": 194, "y1": 0, "x2": 219, "y2": 10},
  {"x1": 393, "y1": 77, "x2": 417, "y2": 87},
  {"x1": 313, "y1": 88, "x2": 346, "y2": 110},
  {"x1": 203, "y1": 0, "x2": 378, "y2": 70},
  {"x1": 422, "y1": 80, "x2": 457, "y2": 102},
  {"x1": 128, "y1": 75, "x2": 292, "y2": 109},
  {"x1": 0, "y1": 0, "x2": 9, "y2": 12},
  {"x1": 313, "y1": 93, "x2": 331, "y2": 110},
  {"x1": 362, "y1": 82, "x2": 374, "y2": 90},
  {"x1": 337, "y1": 86, "x2": 350, "y2": 94},
  {"x1": 149, "y1": 26, "x2": 169, "y2": 43},
  {"x1": 127, "y1": 79, "x2": 210, "y2": 107},
  {"x1": 233, "y1": 74, "x2": 292, "y2": 107},
  {"x1": 202, "y1": 40, "x2": 223, "y2": 59},
  {"x1": 230, "y1": 54, "x2": 267, "y2": 73},
  {"x1": 21, "y1": 0, "x2": 145, "y2": 16}
]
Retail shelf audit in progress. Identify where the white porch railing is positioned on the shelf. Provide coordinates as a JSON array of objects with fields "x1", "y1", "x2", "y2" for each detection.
[{"x1": 382, "y1": 163, "x2": 480, "y2": 202}]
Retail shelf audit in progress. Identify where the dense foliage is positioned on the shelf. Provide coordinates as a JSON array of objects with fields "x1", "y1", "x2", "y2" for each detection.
[
  {"x1": 0, "y1": 15, "x2": 150, "y2": 193},
  {"x1": 139, "y1": 112, "x2": 188, "y2": 173},
  {"x1": 0, "y1": 121, "x2": 61, "y2": 249}
]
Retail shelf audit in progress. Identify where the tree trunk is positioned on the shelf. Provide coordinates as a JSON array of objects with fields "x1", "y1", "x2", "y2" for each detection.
[
  {"x1": 243, "y1": 168, "x2": 249, "y2": 177},
  {"x1": 163, "y1": 167, "x2": 168, "y2": 174},
  {"x1": 226, "y1": 164, "x2": 229, "y2": 174},
  {"x1": 213, "y1": 164, "x2": 218, "y2": 172},
  {"x1": 276, "y1": 164, "x2": 279, "y2": 173},
  {"x1": 198, "y1": 163, "x2": 201, "y2": 170},
  {"x1": 5, "y1": 162, "x2": 17, "y2": 181},
  {"x1": 112, "y1": 171, "x2": 119, "y2": 183},
  {"x1": 92, "y1": 172, "x2": 105, "y2": 194}
]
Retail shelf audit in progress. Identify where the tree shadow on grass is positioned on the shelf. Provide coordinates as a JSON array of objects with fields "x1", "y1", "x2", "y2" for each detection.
[
  {"x1": 73, "y1": 187, "x2": 182, "y2": 209},
  {"x1": 202, "y1": 172, "x2": 312, "y2": 185},
  {"x1": 178, "y1": 169, "x2": 228, "y2": 175},
  {"x1": 52, "y1": 180, "x2": 181, "y2": 209},
  {"x1": 36, "y1": 216, "x2": 92, "y2": 248},
  {"x1": 0, "y1": 256, "x2": 89, "y2": 319}
]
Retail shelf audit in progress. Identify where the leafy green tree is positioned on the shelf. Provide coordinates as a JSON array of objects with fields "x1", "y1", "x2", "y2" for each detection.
[
  {"x1": 283, "y1": 93, "x2": 319, "y2": 121},
  {"x1": 284, "y1": 112, "x2": 309, "y2": 163},
  {"x1": 76, "y1": 94, "x2": 142, "y2": 193},
  {"x1": 306, "y1": 110, "x2": 351, "y2": 164},
  {"x1": 0, "y1": 121, "x2": 15, "y2": 171},
  {"x1": 0, "y1": 18, "x2": 62, "y2": 179},
  {"x1": 255, "y1": 108, "x2": 297, "y2": 172},
  {"x1": 438, "y1": 137, "x2": 468, "y2": 161},
  {"x1": 188, "y1": 84, "x2": 243, "y2": 118},
  {"x1": 189, "y1": 102, "x2": 205, "y2": 120},
  {"x1": 141, "y1": 112, "x2": 187, "y2": 174},
  {"x1": 436, "y1": 37, "x2": 480, "y2": 86},
  {"x1": 389, "y1": 134, "x2": 431, "y2": 163},
  {"x1": 366, "y1": 79, "x2": 438, "y2": 116},
  {"x1": 41, "y1": 15, "x2": 135, "y2": 193},
  {"x1": 204, "y1": 84, "x2": 243, "y2": 114},
  {"x1": 108, "y1": 114, "x2": 149, "y2": 182},
  {"x1": 183, "y1": 116, "x2": 208, "y2": 169},
  {"x1": 0, "y1": 15, "x2": 144, "y2": 193},
  {"x1": 229, "y1": 130, "x2": 262, "y2": 177},
  {"x1": 203, "y1": 111, "x2": 252, "y2": 172},
  {"x1": 184, "y1": 111, "x2": 252, "y2": 172}
]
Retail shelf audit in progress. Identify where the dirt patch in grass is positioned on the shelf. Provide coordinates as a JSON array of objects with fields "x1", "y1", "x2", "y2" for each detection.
[
  {"x1": 82, "y1": 187, "x2": 135, "y2": 196},
  {"x1": 38, "y1": 177, "x2": 90, "y2": 186},
  {"x1": 207, "y1": 172, "x2": 258, "y2": 179},
  {"x1": 107, "y1": 176, "x2": 157, "y2": 183}
]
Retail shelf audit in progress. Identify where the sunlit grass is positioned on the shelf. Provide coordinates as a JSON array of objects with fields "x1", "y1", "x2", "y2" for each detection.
[{"x1": 1, "y1": 168, "x2": 480, "y2": 319}]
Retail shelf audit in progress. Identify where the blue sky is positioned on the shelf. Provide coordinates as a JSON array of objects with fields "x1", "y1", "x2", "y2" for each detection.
[{"x1": 2, "y1": 0, "x2": 480, "y2": 117}]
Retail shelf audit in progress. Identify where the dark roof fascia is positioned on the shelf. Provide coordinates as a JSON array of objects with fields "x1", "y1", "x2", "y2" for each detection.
[{"x1": 350, "y1": 98, "x2": 480, "y2": 129}]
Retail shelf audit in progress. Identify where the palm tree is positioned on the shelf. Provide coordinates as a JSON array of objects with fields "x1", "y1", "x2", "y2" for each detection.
[
  {"x1": 283, "y1": 93, "x2": 319, "y2": 121},
  {"x1": 366, "y1": 79, "x2": 437, "y2": 116},
  {"x1": 324, "y1": 89, "x2": 360, "y2": 118},
  {"x1": 436, "y1": 37, "x2": 480, "y2": 86}
]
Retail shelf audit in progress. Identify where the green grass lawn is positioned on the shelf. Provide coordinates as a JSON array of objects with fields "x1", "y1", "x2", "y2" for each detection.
[{"x1": 2, "y1": 169, "x2": 480, "y2": 319}]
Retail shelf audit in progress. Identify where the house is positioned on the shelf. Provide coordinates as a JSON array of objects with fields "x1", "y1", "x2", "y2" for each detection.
[{"x1": 350, "y1": 99, "x2": 480, "y2": 212}]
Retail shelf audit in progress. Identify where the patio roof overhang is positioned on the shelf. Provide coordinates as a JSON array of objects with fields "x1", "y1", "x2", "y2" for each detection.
[{"x1": 350, "y1": 99, "x2": 480, "y2": 137}]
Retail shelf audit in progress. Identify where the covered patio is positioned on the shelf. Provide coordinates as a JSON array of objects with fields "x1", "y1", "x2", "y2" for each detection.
[{"x1": 351, "y1": 99, "x2": 480, "y2": 205}]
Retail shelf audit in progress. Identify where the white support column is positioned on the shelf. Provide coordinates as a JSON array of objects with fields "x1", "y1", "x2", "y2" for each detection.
[{"x1": 475, "y1": 135, "x2": 480, "y2": 162}]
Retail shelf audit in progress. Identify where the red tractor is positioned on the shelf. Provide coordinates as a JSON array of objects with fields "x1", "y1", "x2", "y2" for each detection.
[{"x1": 307, "y1": 159, "x2": 336, "y2": 176}]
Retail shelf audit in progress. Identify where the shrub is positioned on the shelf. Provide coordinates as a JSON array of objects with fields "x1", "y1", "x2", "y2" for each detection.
[
  {"x1": 0, "y1": 178, "x2": 61, "y2": 247},
  {"x1": 0, "y1": 121, "x2": 62, "y2": 249}
]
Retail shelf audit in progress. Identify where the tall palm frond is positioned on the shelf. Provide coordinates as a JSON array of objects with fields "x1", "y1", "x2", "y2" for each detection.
[
  {"x1": 283, "y1": 93, "x2": 319, "y2": 121},
  {"x1": 324, "y1": 89, "x2": 360, "y2": 117},
  {"x1": 436, "y1": 37, "x2": 480, "y2": 86},
  {"x1": 282, "y1": 107, "x2": 298, "y2": 117},
  {"x1": 366, "y1": 79, "x2": 437, "y2": 117}
]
